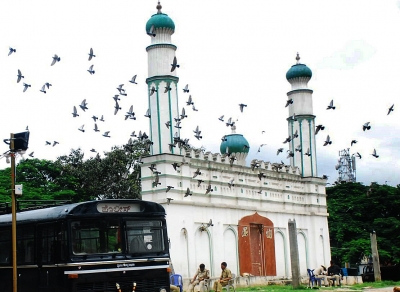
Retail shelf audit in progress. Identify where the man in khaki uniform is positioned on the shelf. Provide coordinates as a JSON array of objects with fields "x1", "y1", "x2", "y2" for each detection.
[
  {"x1": 313, "y1": 265, "x2": 328, "y2": 286},
  {"x1": 188, "y1": 263, "x2": 210, "y2": 292},
  {"x1": 213, "y1": 262, "x2": 232, "y2": 292}
]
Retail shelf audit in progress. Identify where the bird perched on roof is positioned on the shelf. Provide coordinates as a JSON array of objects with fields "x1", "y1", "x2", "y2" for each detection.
[
  {"x1": 239, "y1": 103, "x2": 247, "y2": 113},
  {"x1": 8, "y1": 47, "x2": 16, "y2": 56},
  {"x1": 363, "y1": 122, "x2": 371, "y2": 131},
  {"x1": 315, "y1": 124, "x2": 325, "y2": 135},
  {"x1": 285, "y1": 98, "x2": 293, "y2": 107},
  {"x1": 277, "y1": 148, "x2": 284, "y2": 155},
  {"x1": 388, "y1": 104, "x2": 394, "y2": 115},
  {"x1": 171, "y1": 56, "x2": 180, "y2": 72},
  {"x1": 88, "y1": 48, "x2": 95, "y2": 61},
  {"x1": 323, "y1": 135, "x2": 332, "y2": 146},
  {"x1": 371, "y1": 149, "x2": 379, "y2": 158},
  {"x1": 327, "y1": 99, "x2": 335, "y2": 110},
  {"x1": 51, "y1": 54, "x2": 61, "y2": 66},
  {"x1": 129, "y1": 75, "x2": 137, "y2": 84},
  {"x1": 87, "y1": 65, "x2": 95, "y2": 75},
  {"x1": 17, "y1": 69, "x2": 24, "y2": 83},
  {"x1": 22, "y1": 83, "x2": 31, "y2": 92},
  {"x1": 184, "y1": 188, "x2": 192, "y2": 197},
  {"x1": 183, "y1": 84, "x2": 189, "y2": 93}
]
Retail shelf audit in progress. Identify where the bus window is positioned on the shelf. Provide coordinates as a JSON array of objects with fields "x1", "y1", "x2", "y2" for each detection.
[
  {"x1": 71, "y1": 219, "x2": 120, "y2": 255},
  {"x1": 126, "y1": 220, "x2": 165, "y2": 254},
  {"x1": 17, "y1": 226, "x2": 34, "y2": 264},
  {"x1": 0, "y1": 229, "x2": 11, "y2": 264}
]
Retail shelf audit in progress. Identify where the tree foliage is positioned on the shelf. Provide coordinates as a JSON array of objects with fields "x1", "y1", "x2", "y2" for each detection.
[
  {"x1": 327, "y1": 182, "x2": 400, "y2": 265},
  {"x1": 0, "y1": 139, "x2": 148, "y2": 203}
]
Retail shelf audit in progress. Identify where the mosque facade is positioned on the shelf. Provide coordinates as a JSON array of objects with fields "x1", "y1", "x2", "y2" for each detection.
[{"x1": 141, "y1": 4, "x2": 330, "y2": 280}]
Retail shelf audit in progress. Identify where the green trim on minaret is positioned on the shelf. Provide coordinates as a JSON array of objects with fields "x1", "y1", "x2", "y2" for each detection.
[
  {"x1": 308, "y1": 119, "x2": 314, "y2": 177},
  {"x1": 168, "y1": 85, "x2": 174, "y2": 154},
  {"x1": 299, "y1": 119, "x2": 304, "y2": 177},
  {"x1": 156, "y1": 87, "x2": 162, "y2": 153},
  {"x1": 291, "y1": 119, "x2": 295, "y2": 167},
  {"x1": 146, "y1": 14, "x2": 175, "y2": 32}
]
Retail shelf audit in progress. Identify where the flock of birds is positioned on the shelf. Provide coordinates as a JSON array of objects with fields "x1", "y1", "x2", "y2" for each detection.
[{"x1": 4, "y1": 41, "x2": 396, "y2": 188}]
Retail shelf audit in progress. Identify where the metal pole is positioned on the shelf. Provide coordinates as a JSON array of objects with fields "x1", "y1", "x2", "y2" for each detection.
[
  {"x1": 370, "y1": 232, "x2": 381, "y2": 281},
  {"x1": 10, "y1": 133, "x2": 18, "y2": 292}
]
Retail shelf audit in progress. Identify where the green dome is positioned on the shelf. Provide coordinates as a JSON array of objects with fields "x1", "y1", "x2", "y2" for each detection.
[
  {"x1": 220, "y1": 134, "x2": 250, "y2": 154},
  {"x1": 286, "y1": 64, "x2": 312, "y2": 81},
  {"x1": 146, "y1": 13, "x2": 175, "y2": 32}
]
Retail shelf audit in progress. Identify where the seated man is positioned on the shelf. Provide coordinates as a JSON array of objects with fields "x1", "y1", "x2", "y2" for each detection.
[
  {"x1": 213, "y1": 262, "x2": 232, "y2": 292},
  {"x1": 314, "y1": 265, "x2": 328, "y2": 286},
  {"x1": 188, "y1": 263, "x2": 210, "y2": 292},
  {"x1": 170, "y1": 285, "x2": 180, "y2": 292},
  {"x1": 327, "y1": 260, "x2": 342, "y2": 286}
]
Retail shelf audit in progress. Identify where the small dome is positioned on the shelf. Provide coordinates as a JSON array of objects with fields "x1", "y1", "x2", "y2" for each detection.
[
  {"x1": 286, "y1": 63, "x2": 312, "y2": 81},
  {"x1": 220, "y1": 134, "x2": 250, "y2": 154},
  {"x1": 146, "y1": 13, "x2": 175, "y2": 32}
]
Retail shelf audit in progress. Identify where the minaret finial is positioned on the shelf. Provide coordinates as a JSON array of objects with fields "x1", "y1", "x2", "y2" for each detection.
[
  {"x1": 157, "y1": 1, "x2": 162, "y2": 14},
  {"x1": 296, "y1": 52, "x2": 300, "y2": 64}
]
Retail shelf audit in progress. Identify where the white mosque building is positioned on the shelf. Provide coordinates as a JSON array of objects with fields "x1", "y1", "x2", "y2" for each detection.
[{"x1": 141, "y1": 3, "x2": 330, "y2": 281}]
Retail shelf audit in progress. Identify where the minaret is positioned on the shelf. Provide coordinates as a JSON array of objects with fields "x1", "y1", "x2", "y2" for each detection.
[
  {"x1": 285, "y1": 53, "x2": 317, "y2": 177},
  {"x1": 220, "y1": 125, "x2": 250, "y2": 166},
  {"x1": 145, "y1": 2, "x2": 179, "y2": 155}
]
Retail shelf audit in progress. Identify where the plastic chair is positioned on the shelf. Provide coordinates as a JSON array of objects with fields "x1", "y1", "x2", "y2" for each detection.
[
  {"x1": 221, "y1": 273, "x2": 235, "y2": 292},
  {"x1": 195, "y1": 279, "x2": 210, "y2": 292},
  {"x1": 170, "y1": 274, "x2": 183, "y2": 292},
  {"x1": 307, "y1": 269, "x2": 322, "y2": 288}
]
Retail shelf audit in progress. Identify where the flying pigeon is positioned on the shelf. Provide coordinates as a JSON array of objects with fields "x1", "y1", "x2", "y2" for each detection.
[
  {"x1": 79, "y1": 99, "x2": 88, "y2": 111},
  {"x1": 186, "y1": 95, "x2": 194, "y2": 106},
  {"x1": 144, "y1": 109, "x2": 151, "y2": 118},
  {"x1": 327, "y1": 99, "x2": 335, "y2": 110},
  {"x1": 315, "y1": 124, "x2": 325, "y2": 135},
  {"x1": 91, "y1": 116, "x2": 98, "y2": 122},
  {"x1": 283, "y1": 136, "x2": 292, "y2": 144},
  {"x1": 205, "y1": 184, "x2": 213, "y2": 195},
  {"x1": 103, "y1": 131, "x2": 111, "y2": 138},
  {"x1": 239, "y1": 103, "x2": 247, "y2": 113},
  {"x1": 184, "y1": 187, "x2": 192, "y2": 197},
  {"x1": 40, "y1": 85, "x2": 47, "y2": 93},
  {"x1": 45, "y1": 141, "x2": 51, "y2": 146},
  {"x1": 129, "y1": 75, "x2": 137, "y2": 84},
  {"x1": 150, "y1": 86, "x2": 157, "y2": 96},
  {"x1": 88, "y1": 48, "x2": 95, "y2": 61},
  {"x1": 164, "y1": 82, "x2": 172, "y2": 93},
  {"x1": 183, "y1": 84, "x2": 189, "y2": 93},
  {"x1": 218, "y1": 115, "x2": 224, "y2": 122},
  {"x1": 17, "y1": 69, "x2": 24, "y2": 83},
  {"x1": 112, "y1": 95, "x2": 120, "y2": 102},
  {"x1": 293, "y1": 130, "x2": 299, "y2": 139},
  {"x1": 166, "y1": 186, "x2": 174, "y2": 193},
  {"x1": 197, "y1": 180, "x2": 204, "y2": 187},
  {"x1": 93, "y1": 123, "x2": 100, "y2": 132},
  {"x1": 52, "y1": 141, "x2": 59, "y2": 147},
  {"x1": 276, "y1": 148, "x2": 284, "y2": 155},
  {"x1": 193, "y1": 168, "x2": 201, "y2": 178},
  {"x1": 22, "y1": 83, "x2": 31, "y2": 92},
  {"x1": 171, "y1": 162, "x2": 180, "y2": 171},
  {"x1": 152, "y1": 174, "x2": 161, "y2": 187},
  {"x1": 323, "y1": 135, "x2": 332, "y2": 146},
  {"x1": 287, "y1": 150, "x2": 294, "y2": 158},
  {"x1": 147, "y1": 24, "x2": 156, "y2": 37},
  {"x1": 45, "y1": 82, "x2": 52, "y2": 89},
  {"x1": 180, "y1": 108, "x2": 187, "y2": 120},
  {"x1": 362, "y1": 122, "x2": 371, "y2": 131},
  {"x1": 388, "y1": 104, "x2": 394, "y2": 115},
  {"x1": 351, "y1": 140, "x2": 357, "y2": 146},
  {"x1": 257, "y1": 172, "x2": 266, "y2": 180},
  {"x1": 228, "y1": 178, "x2": 235, "y2": 189},
  {"x1": 295, "y1": 144, "x2": 302, "y2": 152},
  {"x1": 51, "y1": 54, "x2": 61, "y2": 66},
  {"x1": 285, "y1": 98, "x2": 293, "y2": 107},
  {"x1": 28, "y1": 152, "x2": 34, "y2": 157},
  {"x1": 78, "y1": 125, "x2": 85, "y2": 132},
  {"x1": 354, "y1": 152, "x2": 362, "y2": 159},
  {"x1": 371, "y1": 149, "x2": 379, "y2": 158},
  {"x1": 8, "y1": 47, "x2": 16, "y2": 56},
  {"x1": 114, "y1": 101, "x2": 121, "y2": 115},
  {"x1": 165, "y1": 121, "x2": 171, "y2": 129},
  {"x1": 130, "y1": 131, "x2": 137, "y2": 137},
  {"x1": 171, "y1": 56, "x2": 180, "y2": 72},
  {"x1": 192, "y1": 105, "x2": 198, "y2": 111},
  {"x1": 87, "y1": 64, "x2": 95, "y2": 75},
  {"x1": 72, "y1": 107, "x2": 79, "y2": 118},
  {"x1": 304, "y1": 148, "x2": 311, "y2": 157},
  {"x1": 90, "y1": 149, "x2": 96, "y2": 153},
  {"x1": 100, "y1": 115, "x2": 105, "y2": 122},
  {"x1": 125, "y1": 105, "x2": 135, "y2": 120},
  {"x1": 116, "y1": 84, "x2": 127, "y2": 96}
]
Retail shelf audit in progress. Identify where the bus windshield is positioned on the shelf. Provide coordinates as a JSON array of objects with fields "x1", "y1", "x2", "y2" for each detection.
[
  {"x1": 126, "y1": 220, "x2": 165, "y2": 254},
  {"x1": 71, "y1": 219, "x2": 120, "y2": 255}
]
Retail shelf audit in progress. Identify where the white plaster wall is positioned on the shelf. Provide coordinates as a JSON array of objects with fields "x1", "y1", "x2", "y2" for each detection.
[{"x1": 288, "y1": 91, "x2": 314, "y2": 116}]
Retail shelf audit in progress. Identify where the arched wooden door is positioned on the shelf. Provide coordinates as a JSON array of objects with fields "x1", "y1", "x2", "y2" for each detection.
[{"x1": 238, "y1": 213, "x2": 276, "y2": 276}]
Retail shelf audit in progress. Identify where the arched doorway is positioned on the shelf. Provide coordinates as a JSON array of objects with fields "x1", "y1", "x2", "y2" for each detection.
[{"x1": 238, "y1": 213, "x2": 276, "y2": 276}]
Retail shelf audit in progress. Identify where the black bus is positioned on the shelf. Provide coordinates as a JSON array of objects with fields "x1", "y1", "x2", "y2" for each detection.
[{"x1": 0, "y1": 199, "x2": 171, "y2": 292}]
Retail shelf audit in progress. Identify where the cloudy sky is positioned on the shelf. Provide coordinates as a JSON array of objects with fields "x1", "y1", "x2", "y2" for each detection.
[{"x1": 1, "y1": 0, "x2": 399, "y2": 186}]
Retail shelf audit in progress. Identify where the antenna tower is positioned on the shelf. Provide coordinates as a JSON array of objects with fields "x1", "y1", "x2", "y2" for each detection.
[{"x1": 335, "y1": 148, "x2": 356, "y2": 183}]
